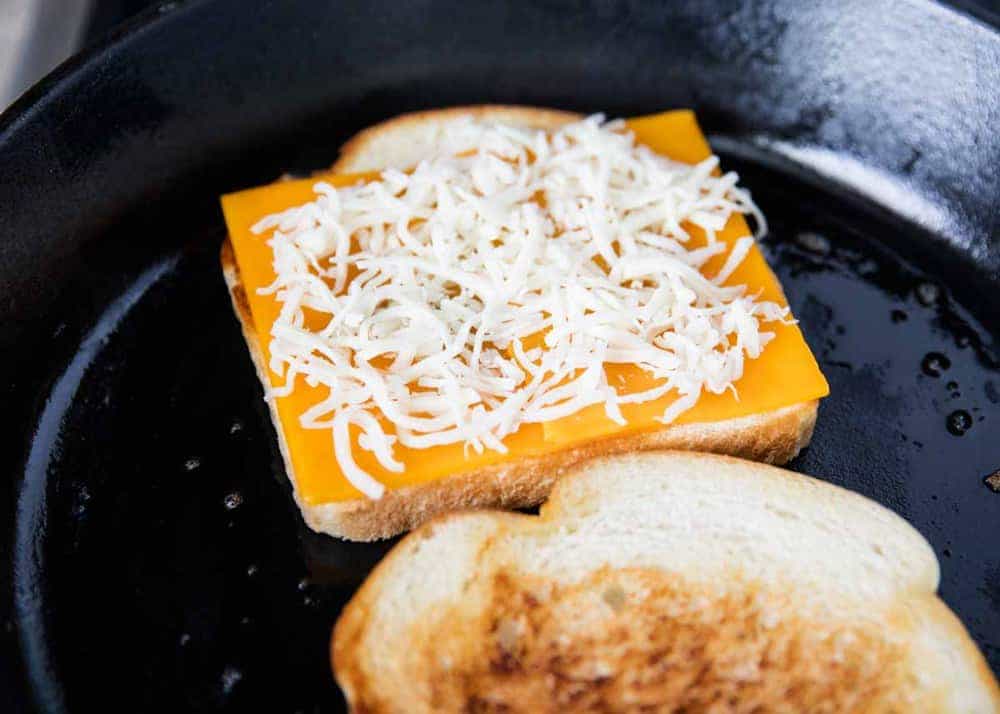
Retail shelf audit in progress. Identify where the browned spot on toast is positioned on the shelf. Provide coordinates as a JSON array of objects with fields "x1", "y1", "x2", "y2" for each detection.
[{"x1": 416, "y1": 568, "x2": 912, "y2": 713}]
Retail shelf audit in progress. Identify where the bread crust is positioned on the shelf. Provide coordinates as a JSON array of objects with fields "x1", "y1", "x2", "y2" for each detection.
[
  {"x1": 333, "y1": 104, "x2": 582, "y2": 173},
  {"x1": 222, "y1": 105, "x2": 820, "y2": 541}
]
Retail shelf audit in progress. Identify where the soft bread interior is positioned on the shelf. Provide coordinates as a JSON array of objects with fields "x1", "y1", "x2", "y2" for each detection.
[{"x1": 333, "y1": 452, "x2": 1000, "y2": 713}]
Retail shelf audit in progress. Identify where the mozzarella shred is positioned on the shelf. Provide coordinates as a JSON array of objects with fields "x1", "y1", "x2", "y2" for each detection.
[{"x1": 252, "y1": 115, "x2": 787, "y2": 499}]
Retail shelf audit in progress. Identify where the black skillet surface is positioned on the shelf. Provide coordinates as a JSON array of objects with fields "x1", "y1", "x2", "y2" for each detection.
[{"x1": 2, "y1": 1, "x2": 999, "y2": 711}]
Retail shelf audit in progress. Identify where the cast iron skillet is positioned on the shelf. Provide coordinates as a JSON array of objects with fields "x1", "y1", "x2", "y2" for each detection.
[{"x1": 2, "y1": 1, "x2": 999, "y2": 711}]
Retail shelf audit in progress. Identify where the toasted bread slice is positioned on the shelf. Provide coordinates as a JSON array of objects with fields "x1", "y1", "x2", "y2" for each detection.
[
  {"x1": 221, "y1": 106, "x2": 819, "y2": 541},
  {"x1": 333, "y1": 451, "x2": 1000, "y2": 713}
]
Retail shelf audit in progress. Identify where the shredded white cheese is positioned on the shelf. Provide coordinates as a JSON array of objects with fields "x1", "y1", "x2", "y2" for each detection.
[{"x1": 252, "y1": 115, "x2": 786, "y2": 499}]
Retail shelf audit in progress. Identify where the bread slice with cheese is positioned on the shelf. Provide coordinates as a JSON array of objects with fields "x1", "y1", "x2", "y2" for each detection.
[
  {"x1": 220, "y1": 106, "x2": 827, "y2": 541},
  {"x1": 332, "y1": 451, "x2": 1000, "y2": 713}
]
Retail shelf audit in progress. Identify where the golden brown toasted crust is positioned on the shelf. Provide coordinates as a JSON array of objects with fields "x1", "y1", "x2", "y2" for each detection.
[
  {"x1": 305, "y1": 400, "x2": 816, "y2": 541},
  {"x1": 222, "y1": 239, "x2": 816, "y2": 540},
  {"x1": 333, "y1": 105, "x2": 583, "y2": 173},
  {"x1": 344, "y1": 567, "x2": 914, "y2": 713}
]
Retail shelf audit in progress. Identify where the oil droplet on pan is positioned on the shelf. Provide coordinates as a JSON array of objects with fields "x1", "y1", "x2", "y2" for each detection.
[
  {"x1": 857, "y1": 259, "x2": 878, "y2": 276},
  {"x1": 796, "y1": 231, "x2": 831, "y2": 255},
  {"x1": 920, "y1": 352, "x2": 951, "y2": 377},
  {"x1": 221, "y1": 666, "x2": 243, "y2": 694},
  {"x1": 946, "y1": 410, "x2": 972, "y2": 436},
  {"x1": 915, "y1": 282, "x2": 941, "y2": 307},
  {"x1": 72, "y1": 486, "x2": 92, "y2": 518}
]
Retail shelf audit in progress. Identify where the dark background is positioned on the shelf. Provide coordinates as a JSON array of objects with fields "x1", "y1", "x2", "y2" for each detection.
[{"x1": 84, "y1": 0, "x2": 163, "y2": 40}]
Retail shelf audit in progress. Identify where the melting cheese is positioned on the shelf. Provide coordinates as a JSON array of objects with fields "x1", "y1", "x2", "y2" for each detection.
[{"x1": 222, "y1": 110, "x2": 829, "y2": 504}]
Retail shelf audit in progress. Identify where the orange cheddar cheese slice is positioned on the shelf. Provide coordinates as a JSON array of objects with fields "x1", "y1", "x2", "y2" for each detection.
[{"x1": 221, "y1": 110, "x2": 829, "y2": 504}]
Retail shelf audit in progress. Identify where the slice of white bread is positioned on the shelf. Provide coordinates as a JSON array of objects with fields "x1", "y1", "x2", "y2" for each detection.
[
  {"x1": 221, "y1": 105, "x2": 819, "y2": 540},
  {"x1": 333, "y1": 451, "x2": 1000, "y2": 713}
]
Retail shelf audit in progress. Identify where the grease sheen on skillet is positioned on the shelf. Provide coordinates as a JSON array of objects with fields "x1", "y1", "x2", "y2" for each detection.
[{"x1": 2, "y1": 1, "x2": 998, "y2": 712}]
